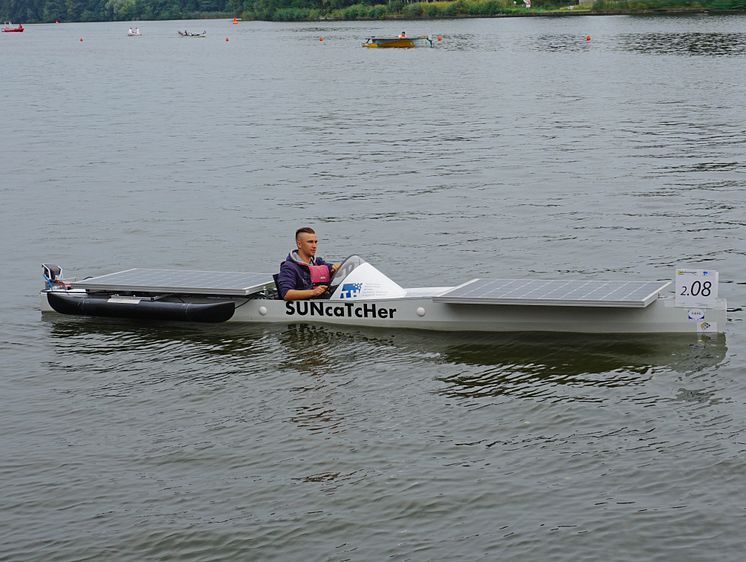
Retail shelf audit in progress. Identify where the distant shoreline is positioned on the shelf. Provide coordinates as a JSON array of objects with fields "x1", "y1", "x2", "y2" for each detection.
[
  {"x1": 317, "y1": 7, "x2": 746, "y2": 21},
  {"x1": 339, "y1": 9, "x2": 744, "y2": 20},
  {"x1": 6, "y1": 8, "x2": 746, "y2": 24},
  {"x1": 265, "y1": 7, "x2": 746, "y2": 23}
]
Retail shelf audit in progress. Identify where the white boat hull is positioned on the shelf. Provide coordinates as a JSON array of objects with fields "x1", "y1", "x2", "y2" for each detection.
[
  {"x1": 40, "y1": 290, "x2": 726, "y2": 334},
  {"x1": 233, "y1": 295, "x2": 726, "y2": 334}
]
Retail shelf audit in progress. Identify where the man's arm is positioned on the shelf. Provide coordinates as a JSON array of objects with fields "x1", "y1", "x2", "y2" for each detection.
[
  {"x1": 278, "y1": 262, "x2": 327, "y2": 300},
  {"x1": 283, "y1": 285, "x2": 328, "y2": 301}
]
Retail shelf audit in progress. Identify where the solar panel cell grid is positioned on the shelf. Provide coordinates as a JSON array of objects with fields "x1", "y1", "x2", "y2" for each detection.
[
  {"x1": 74, "y1": 269, "x2": 275, "y2": 296},
  {"x1": 435, "y1": 278, "x2": 671, "y2": 308}
]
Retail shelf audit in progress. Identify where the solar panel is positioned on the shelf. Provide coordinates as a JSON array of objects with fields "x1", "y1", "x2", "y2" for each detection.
[
  {"x1": 74, "y1": 269, "x2": 275, "y2": 296},
  {"x1": 434, "y1": 278, "x2": 671, "y2": 308}
]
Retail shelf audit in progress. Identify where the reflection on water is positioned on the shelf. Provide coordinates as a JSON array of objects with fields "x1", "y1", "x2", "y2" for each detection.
[
  {"x1": 436, "y1": 332, "x2": 726, "y2": 372},
  {"x1": 277, "y1": 323, "x2": 392, "y2": 376},
  {"x1": 44, "y1": 316, "x2": 282, "y2": 394},
  {"x1": 47, "y1": 316, "x2": 273, "y2": 359},
  {"x1": 433, "y1": 332, "x2": 727, "y2": 398},
  {"x1": 617, "y1": 32, "x2": 746, "y2": 56},
  {"x1": 45, "y1": 315, "x2": 397, "y2": 369},
  {"x1": 45, "y1": 316, "x2": 727, "y2": 396}
]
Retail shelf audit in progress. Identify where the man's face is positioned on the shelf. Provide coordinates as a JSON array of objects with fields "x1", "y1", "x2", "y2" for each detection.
[{"x1": 297, "y1": 232, "x2": 318, "y2": 258}]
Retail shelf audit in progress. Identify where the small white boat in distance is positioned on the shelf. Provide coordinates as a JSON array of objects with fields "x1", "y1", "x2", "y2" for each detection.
[
  {"x1": 39, "y1": 257, "x2": 726, "y2": 334},
  {"x1": 128, "y1": 27, "x2": 141, "y2": 36}
]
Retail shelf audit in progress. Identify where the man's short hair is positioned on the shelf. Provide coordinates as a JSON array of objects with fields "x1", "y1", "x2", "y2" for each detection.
[{"x1": 295, "y1": 227, "x2": 315, "y2": 240}]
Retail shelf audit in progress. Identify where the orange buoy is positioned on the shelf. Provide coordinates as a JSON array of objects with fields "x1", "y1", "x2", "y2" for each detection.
[
  {"x1": 79, "y1": 37, "x2": 83, "y2": 42},
  {"x1": 226, "y1": 37, "x2": 229, "y2": 42},
  {"x1": 319, "y1": 36, "x2": 324, "y2": 42},
  {"x1": 585, "y1": 35, "x2": 591, "y2": 41},
  {"x1": 437, "y1": 35, "x2": 443, "y2": 42},
  {"x1": 233, "y1": 17, "x2": 238, "y2": 24}
]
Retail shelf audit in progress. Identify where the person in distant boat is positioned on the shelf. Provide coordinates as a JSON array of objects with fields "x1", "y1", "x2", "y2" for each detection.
[
  {"x1": 278, "y1": 227, "x2": 340, "y2": 301},
  {"x1": 399, "y1": 31, "x2": 406, "y2": 38},
  {"x1": 129, "y1": 27, "x2": 133, "y2": 34}
]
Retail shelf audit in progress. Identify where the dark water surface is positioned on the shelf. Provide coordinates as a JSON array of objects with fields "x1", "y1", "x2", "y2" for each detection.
[{"x1": 2, "y1": 15, "x2": 745, "y2": 561}]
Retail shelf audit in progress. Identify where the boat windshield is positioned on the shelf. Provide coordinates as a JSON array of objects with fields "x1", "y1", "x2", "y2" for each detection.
[{"x1": 328, "y1": 255, "x2": 366, "y2": 292}]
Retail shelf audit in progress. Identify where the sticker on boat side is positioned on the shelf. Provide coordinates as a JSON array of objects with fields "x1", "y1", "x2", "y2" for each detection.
[
  {"x1": 286, "y1": 301, "x2": 397, "y2": 319},
  {"x1": 697, "y1": 321, "x2": 717, "y2": 333},
  {"x1": 339, "y1": 283, "x2": 362, "y2": 299},
  {"x1": 688, "y1": 309, "x2": 705, "y2": 321}
]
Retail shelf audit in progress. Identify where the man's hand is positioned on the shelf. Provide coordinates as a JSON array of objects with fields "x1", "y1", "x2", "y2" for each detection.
[
  {"x1": 311, "y1": 285, "x2": 328, "y2": 297},
  {"x1": 331, "y1": 263, "x2": 341, "y2": 274}
]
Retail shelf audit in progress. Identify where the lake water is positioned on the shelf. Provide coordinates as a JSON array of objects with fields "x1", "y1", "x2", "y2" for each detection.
[{"x1": 2, "y1": 14, "x2": 745, "y2": 561}]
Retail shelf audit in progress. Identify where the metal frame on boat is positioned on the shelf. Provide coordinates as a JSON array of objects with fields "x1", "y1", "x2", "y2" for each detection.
[{"x1": 39, "y1": 257, "x2": 727, "y2": 334}]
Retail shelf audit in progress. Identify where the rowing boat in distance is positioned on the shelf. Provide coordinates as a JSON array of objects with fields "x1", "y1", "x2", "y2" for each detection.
[
  {"x1": 178, "y1": 30, "x2": 206, "y2": 37},
  {"x1": 39, "y1": 257, "x2": 727, "y2": 334}
]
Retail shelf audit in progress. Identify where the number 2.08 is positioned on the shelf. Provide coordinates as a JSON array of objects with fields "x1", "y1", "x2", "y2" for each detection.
[{"x1": 680, "y1": 280, "x2": 712, "y2": 297}]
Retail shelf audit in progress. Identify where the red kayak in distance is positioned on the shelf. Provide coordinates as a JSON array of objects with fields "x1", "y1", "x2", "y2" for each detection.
[{"x1": 2, "y1": 23, "x2": 24, "y2": 32}]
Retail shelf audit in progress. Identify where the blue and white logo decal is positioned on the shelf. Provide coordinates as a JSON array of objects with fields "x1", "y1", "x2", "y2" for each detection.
[
  {"x1": 688, "y1": 309, "x2": 705, "y2": 321},
  {"x1": 339, "y1": 283, "x2": 362, "y2": 299}
]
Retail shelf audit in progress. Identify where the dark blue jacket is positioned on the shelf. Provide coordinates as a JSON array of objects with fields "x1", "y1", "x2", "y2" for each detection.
[{"x1": 277, "y1": 252, "x2": 332, "y2": 299}]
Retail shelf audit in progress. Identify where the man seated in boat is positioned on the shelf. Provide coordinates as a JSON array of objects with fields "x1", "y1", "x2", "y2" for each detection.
[
  {"x1": 277, "y1": 227, "x2": 340, "y2": 301},
  {"x1": 399, "y1": 31, "x2": 406, "y2": 38}
]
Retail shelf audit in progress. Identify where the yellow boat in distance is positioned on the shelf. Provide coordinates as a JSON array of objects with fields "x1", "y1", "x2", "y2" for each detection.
[{"x1": 363, "y1": 36, "x2": 433, "y2": 48}]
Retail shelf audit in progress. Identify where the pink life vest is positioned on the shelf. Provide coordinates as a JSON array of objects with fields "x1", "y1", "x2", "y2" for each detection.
[{"x1": 308, "y1": 264, "x2": 331, "y2": 285}]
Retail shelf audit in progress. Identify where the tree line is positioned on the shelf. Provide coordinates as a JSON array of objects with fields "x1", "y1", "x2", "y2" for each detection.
[
  {"x1": 2, "y1": 0, "x2": 744, "y2": 23},
  {"x1": 0, "y1": 0, "x2": 243, "y2": 22}
]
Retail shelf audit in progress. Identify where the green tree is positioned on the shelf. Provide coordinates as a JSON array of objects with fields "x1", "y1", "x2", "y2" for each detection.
[
  {"x1": 105, "y1": 0, "x2": 137, "y2": 19},
  {"x1": 43, "y1": 0, "x2": 68, "y2": 20},
  {"x1": 66, "y1": 0, "x2": 86, "y2": 19}
]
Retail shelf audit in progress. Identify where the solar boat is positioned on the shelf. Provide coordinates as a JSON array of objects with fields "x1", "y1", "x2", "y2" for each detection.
[{"x1": 40, "y1": 257, "x2": 727, "y2": 334}]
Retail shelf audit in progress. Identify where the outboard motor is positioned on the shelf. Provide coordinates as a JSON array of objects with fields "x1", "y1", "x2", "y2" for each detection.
[{"x1": 42, "y1": 264, "x2": 63, "y2": 289}]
